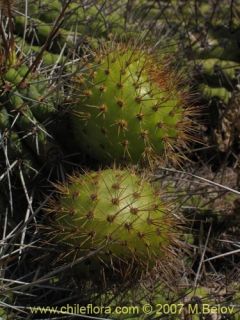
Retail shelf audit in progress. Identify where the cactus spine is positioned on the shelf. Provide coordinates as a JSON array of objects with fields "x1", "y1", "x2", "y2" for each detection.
[
  {"x1": 47, "y1": 168, "x2": 179, "y2": 272},
  {"x1": 69, "y1": 42, "x2": 195, "y2": 165}
]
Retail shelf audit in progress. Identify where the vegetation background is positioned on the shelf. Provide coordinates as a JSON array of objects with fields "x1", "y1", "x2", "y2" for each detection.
[{"x1": 0, "y1": 0, "x2": 240, "y2": 319}]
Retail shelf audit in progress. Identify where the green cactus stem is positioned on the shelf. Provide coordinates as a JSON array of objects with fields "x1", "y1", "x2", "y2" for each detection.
[
  {"x1": 69, "y1": 42, "x2": 195, "y2": 165},
  {"x1": 47, "y1": 168, "x2": 179, "y2": 273},
  {"x1": 198, "y1": 84, "x2": 232, "y2": 104}
]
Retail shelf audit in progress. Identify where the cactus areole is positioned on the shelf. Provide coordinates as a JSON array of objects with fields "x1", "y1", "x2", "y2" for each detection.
[
  {"x1": 70, "y1": 43, "x2": 194, "y2": 165},
  {"x1": 48, "y1": 169, "x2": 177, "y2": 269}
]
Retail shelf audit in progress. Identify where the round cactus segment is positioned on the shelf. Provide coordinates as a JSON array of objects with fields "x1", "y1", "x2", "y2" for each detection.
[
  {"x1": 70, "y1": 43, "x2": 194, "y2": 165},
  {"x1": 47, "y1": 168, "x2": 178, "y2": 269}
]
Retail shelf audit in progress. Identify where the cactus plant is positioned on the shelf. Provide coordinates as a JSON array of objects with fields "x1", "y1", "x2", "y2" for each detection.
[
  {"x1": 0, "y1": 0, "x2": 68, "y2": 225},
  {"x1": 0, "y1": 1, "x2": 239, "y2": 317},
  {"x1": 47, "y1": 168, "x2": 179, "y2": 273},
  {"x1": 69, "y1": 41, "x2": 195, "y2": 165}
]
